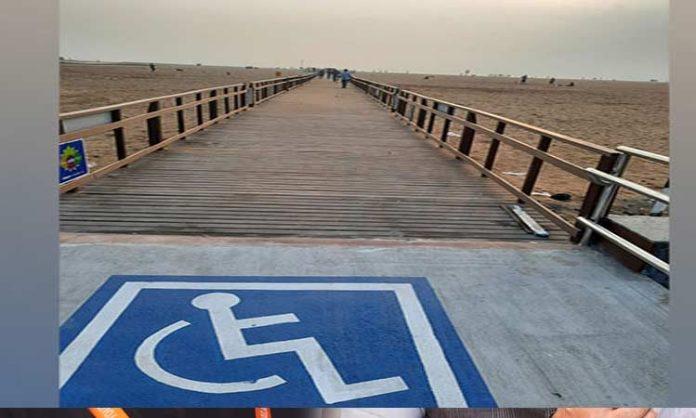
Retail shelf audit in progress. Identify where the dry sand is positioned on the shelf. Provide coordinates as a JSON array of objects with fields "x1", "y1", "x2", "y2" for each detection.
[
  {"x1": 356, "y1": 72, "x2": 669, "y2": 218},
  {"x1": 60, "y1": 64, "x2": 669, "y2": 219}
]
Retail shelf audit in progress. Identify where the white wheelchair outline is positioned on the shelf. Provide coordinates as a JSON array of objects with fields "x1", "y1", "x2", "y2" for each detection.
[{"x1": 134, "y1": 292, "x2": 409, "y2": 404}]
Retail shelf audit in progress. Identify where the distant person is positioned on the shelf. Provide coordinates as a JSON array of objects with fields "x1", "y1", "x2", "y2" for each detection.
[
  {"x1": 520, "y1": 74, "x2": 528, "y2": 84},
  {"x1": 332, "y1": 70, "x2": 338, "y2": 82},
  {"x1": 340, "y1": 69, "x2": 352, "y2": 88},
  {"x1": 149, "y1": 63, "x2": 156, "y2": 72},
  {"x1": 549, "y1": 77, "x2": 556, "y2": 85}
]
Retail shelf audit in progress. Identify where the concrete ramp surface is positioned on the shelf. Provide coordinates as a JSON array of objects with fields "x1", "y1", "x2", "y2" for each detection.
[{"x1": 60, "y1": 236, "x2": 667, "y2": 407}]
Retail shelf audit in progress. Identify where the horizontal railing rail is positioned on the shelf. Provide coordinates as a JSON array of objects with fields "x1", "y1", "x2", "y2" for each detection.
[
  {"x1": 351, "y1": 76, "x2": 622, "y2": 238},
  {"x1": 577, "y1": 217, "x2": 669, "y2": 274},
  {"x1": 586, "y1": 168, "x2": 669, "y2": 205},
  {"x1": 578, "y1": 146, "x2": 669, "y2": 274},
  {"x1": 59, "y1": 73, "x2": 315, "y2": 193},
  {"x1": 617, "y1": 145, "x2": 670, "y2": 165}
]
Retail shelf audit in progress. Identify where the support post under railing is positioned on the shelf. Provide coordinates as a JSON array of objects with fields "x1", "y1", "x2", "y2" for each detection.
[
  {"x1": 223, "y1": 88, "x2": 230, "y2": 114},
  {"x1": 110, "y1": 109, "x2": 127, "y2": 160},
  {"x1": 175, "y1": 97, "x2": 186, "y2": 135},
  {"x1": 520, "y1": 135, "x2": 553, "y2": 199},
  {"x1": 209, "y1": 90, "x2": 219, "y2": 120},
  {"x1": 391, "y1": 88, "x2": 401, "y2": 112},
  {"x1": 416, "y1": 98, "x2": 428, "y2": 128},
  {"x1": 458, "y1": 112, "x2": 477, "y2": 154},
  {"x1": 195, "y1": 93, "x2": 204, "y2": 125},
  {"x1": 440, "y1": 105, "x2": 455, "y2": 143},
  {"x1": 426, "y1": 102, "x2": 437, "y2": 134},
  {"x1": 482, "y1": 121, "x2": 507, "y2": 176},
  {"x1": 146, "y1": 101, "x2": 162, "y2": 146},
  {"x1": 247, "y1": 85, "x2": 255, "y2": 108},
  {"x1": 573, "y1": 152, "x2": 622, "y2": 242}
]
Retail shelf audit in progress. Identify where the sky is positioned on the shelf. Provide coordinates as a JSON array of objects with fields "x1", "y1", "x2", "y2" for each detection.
[{"x1": 60, "y1": 0, "x2": 669, "y2": 81}]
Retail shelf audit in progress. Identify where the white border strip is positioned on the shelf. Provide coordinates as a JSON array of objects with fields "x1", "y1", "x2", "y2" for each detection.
[{"x1": 60, "y1": 281, "x2": 467, "y2": 406}]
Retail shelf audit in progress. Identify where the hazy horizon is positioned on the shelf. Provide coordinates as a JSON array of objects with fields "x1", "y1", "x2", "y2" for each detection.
[{"x1": 60, "y1": 0, "x2": 669, "y2": 82}]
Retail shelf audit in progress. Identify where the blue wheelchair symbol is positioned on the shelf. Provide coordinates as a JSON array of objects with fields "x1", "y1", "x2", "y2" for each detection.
[{"x1": 60, "y1": 276, "x2": 495, "y2": 407}]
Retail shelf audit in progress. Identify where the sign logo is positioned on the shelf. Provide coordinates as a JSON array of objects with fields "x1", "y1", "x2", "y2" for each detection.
[
  {"x1": 59, "y1": 139, "x2": 89, "y2": 184},
  {"x1": 60, "y1": 276, "x2": 495, "y2": 407}
]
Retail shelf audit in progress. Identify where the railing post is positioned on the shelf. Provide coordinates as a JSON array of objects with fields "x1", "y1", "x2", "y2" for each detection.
[
  {"x1": 223, "y1": 88, "x2": 230, "y2": 115},
  {"x1": 401, "y1": 93, "x2": 410, "y2": 116},
  {"x1": 110, "y1": 109, "x2": 127, "y2": 160},
  {"x1": 458, "y1": 112, "x2": 478, "y2": 154},
  {"x1": 391, "y1": 88, "x2": 401, "y2": 112},
  {"x1": 396, "y1": 92, "x2": 405, "y2": 115},
  {"x1": 520, "y1": 135, "x2": 553, "y2": 198},
  {"x1": 426, "y1": 102, "x2": 438, "y2": 134},
  {"x1": 175, "y1": 97, "x2": 186, "y2": 135},
  {"x1": 209, "y1": 89, "x2": 219, "y2": 120},
  {"x1": 408, "y1": 96, "x2": 417, "y2": 121},
  {"x1": 440, "y1": 105, "x2": 455, "y2": 142},
  {"x1": 234, "y1": 86, "x2": 240, "y2": 110},
  {"x1": 416, "y1": 98, "x2": 428, "y2": 128},
  {"x1": 482, "y1": 121, "x2": 506, "y2": 175},
  {"x1": 146, "y1": 100, "x2": 162, "y2": 146},
  {"x1": 195, "y1": 93, "x2": 204, "y2": 125},
  {"x1": 247, "y1": 84, "x2": 255, "y2": 108},
  {"x1": 573, "y1": 152, "x2": 622, "y2": 242}
]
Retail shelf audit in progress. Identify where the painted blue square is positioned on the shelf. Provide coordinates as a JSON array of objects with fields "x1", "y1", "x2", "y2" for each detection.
[
  {"x1": 60, "y1": 276, "x2": 495, "y2": 407},
  {"x1": 59, "y1": 138, "x2": 89, "y2": 184}
]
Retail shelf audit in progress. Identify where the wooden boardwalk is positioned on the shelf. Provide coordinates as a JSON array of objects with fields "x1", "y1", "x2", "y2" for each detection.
[{"x1": 60, "y1": 79, "x2": 564, "y2": 240}]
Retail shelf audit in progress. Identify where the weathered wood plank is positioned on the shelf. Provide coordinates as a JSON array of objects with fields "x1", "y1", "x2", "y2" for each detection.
[{"x1": 61, "y1": 79, "x2": 566, "y2": 241}]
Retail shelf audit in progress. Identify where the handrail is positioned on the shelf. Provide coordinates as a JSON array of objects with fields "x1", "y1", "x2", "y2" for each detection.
[
  {"x1": 351, "y1": 75, "x2": 623, "y2": 240},
  {"x1": 617, "y1": 146, "x2": 670, "y2": 165},
  {"x1": 60, "y1": 74, "x2": 311, "y2": 119},
  {"x1": 577, "y1": 217, "x2": 669, "y2": 275},
  {"x1": 353, "y1": 76, "x2": 616, "y2": 155},
  {"x1": 60, "y1": 83, "x2": 245, "y2": 119},
  {"x1": 577, "y1": 145, "x2": 669, "y2": 275},
  {"x1": 586, "y1": 167, "x2": 670, "y2": 204},
  {"x1": 59, "y1": 73, "x2": 316, "y2": 193},
  {"x1": 352, "y1": 76, "x2": 671, "y2": 274}
]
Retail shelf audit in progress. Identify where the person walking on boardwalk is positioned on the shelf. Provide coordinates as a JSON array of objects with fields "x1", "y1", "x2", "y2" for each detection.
[{"x1": 340, "y1": 68, "x2": 352, "y2": 88}]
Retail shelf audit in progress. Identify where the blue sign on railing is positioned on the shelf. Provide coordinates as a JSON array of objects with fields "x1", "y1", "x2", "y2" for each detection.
[
  {"x1": 59, "y1": 138, "x2": 89, "y2": 184},
  {"x1": 60, "y1": 275, "x2": 495, "y2": 407}
]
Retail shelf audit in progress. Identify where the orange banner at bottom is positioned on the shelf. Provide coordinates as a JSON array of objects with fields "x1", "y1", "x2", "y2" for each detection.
[
  {"x1": 88, "y1": 409, "x2": 131, "y2": 418},
  {"x1": 256, "y1": 408, "x2": 273, "y2": 418}
]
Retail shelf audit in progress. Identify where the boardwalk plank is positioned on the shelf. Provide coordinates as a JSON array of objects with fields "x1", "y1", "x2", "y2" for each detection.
[{"x1": 61, "y1": 79, "x2": 565, "y2": 241}]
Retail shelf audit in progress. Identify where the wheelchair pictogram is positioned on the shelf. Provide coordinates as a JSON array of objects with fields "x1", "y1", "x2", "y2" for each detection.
[
  {"x1": 134, "y1": 292, "x2": 409, "y2": 404},
  {"x1": 60, "y1": 276, "x2": 494, "y2": 407}
]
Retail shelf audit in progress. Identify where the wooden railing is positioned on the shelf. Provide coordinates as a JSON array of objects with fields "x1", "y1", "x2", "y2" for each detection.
[
  {"x1": 59, "y1": 73, "x2": 315, "y2": 193},
  {"x1": 578, "y1": 146, "x2": 670, "y2": 274},
  {"x1": 352, "y1": 76, "x2": 623, "y2": 239}
]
